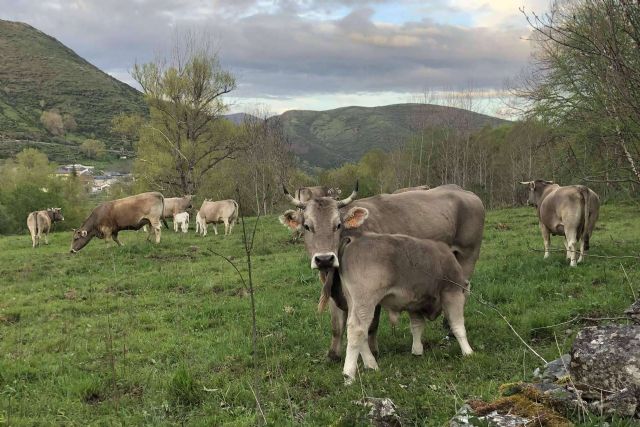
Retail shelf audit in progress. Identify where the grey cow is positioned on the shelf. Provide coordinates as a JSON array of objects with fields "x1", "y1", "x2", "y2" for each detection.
[
  {"x1": 280, "y1": 183, "x2": 484, "y2": 362},
  {"x1": 521, "y1": 180, "x2": 600, "y2": 266},
  {"x1": 27, "y1": 208, "x2": 64, "y2": 247}
]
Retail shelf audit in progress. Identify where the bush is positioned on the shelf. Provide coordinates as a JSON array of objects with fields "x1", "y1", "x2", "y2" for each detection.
[
  {"x1": 168, "y1": 365, "x2": 203, "y2": 407},
  {"x1": 40, "y1": 110, "x2": 65, "y2": 136}
]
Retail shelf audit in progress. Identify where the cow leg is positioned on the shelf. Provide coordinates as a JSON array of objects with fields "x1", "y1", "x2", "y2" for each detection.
[
  {"x1": 409, "y1": 312, "x2": 426, "y2": 356},
  {"x1": 174, "y1": 220, "x2": 178, "y2": 232},
  {"x1": 539, "y1": 222, "x2": 551, "y2": 259},
  {"x1": 563, "y1": 237, "x2": 571, "y2": 260},
  {"x1": 223, "y1": 219, "x2": 229, "y2": 236},
  {"x1": 368, "y1": 305, "x2": 381, "y2": 358},
  {"x1": 228, "y1": 219, "x2": 235, "y2": 235},
  {"x1": 149, "y1": 219, "x2": 162, "y2": 244},
  {"x1": 343, "y1": 304, "x2": 378, "y2": 385},
  {"x1": 328, "y1": 299, "x2": 346, "y2": 362},
  {"x1": 578, "y1": 239, "x2": 586, "y2": 263},
  {"x1": 31, "y1": 231, "x2": 37, "y2": 248},
  {"x1": 112, "y1": 233, "x2": 123, "y2": 246},
  {"x1": 212, "y1": 223, "x2": 218, "y2": 236},
  {"x1": 442, "y1": 290, "x2": 473, "y2": 356},
  {"x1": 566, "y1": 229, "x2": 578, "y2": 267}
]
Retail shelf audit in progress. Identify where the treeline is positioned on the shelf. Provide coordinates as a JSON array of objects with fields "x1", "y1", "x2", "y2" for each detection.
[{"x1": 0, "y1": 149, "x2": 89, "y2": 234}]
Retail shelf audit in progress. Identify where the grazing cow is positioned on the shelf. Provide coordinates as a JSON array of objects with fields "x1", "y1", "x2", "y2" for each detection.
[
  {"x1": 196, "y1": 199, "x2": 238, "y2": 236},
  {"x1": 335, "y1": 210, "x2": 472, "y2": 383},
  {"x1": 173, "y1": 212, "x2": 189, "y2": 233},
  {"x1": 520, "y1": 180, "x2": 600, "y2": 267},
  {"x1": 27, "y1": 208, "x2": 64, "y2": 247},
  {"x1": 392, "y1": 184, "x2": 430, "y2": 194},
  {"x1": 280, "y1": 183, "x2": 484, "y2": 361},
  {"x1": 70, "y1": 192, "x2": 166, "y2": 253},
  {"x1": 163, "y1": 195, "x2": 193, "y2": 218}
]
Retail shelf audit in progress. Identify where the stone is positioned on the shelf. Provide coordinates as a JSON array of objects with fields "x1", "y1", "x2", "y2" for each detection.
[
  {"x1": 450, "y1": 404, "x2": 530, "y2": 427},
  {"x1": 570, "y1": 325, "x2": 640, "y2": 392},
  {"x1": 591, "y1": 386, "x2": 640, "y2": 418},
  {"x1": 355, "y1": 397, "x2": 402, "y2": 427},
  {"x1": 625, "y1": 299, "x2": 640, "y2": 324},
  {"x1": 541, "y1": 354, "x2": 571, "y2": 383}
]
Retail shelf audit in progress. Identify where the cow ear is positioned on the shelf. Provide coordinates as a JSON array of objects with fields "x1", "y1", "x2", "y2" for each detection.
[
  {"x1": 279, "y1": 210, "x2": 302, "y2": 231},
  {"x1": 343, "y1": 207, "x2": 368, "y2": 229}
]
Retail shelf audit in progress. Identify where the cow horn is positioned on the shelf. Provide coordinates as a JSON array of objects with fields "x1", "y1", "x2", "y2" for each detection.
[
  {"x1": 519, "y1": 181, "x2": 533, "y2": 185},
  {"x1": 544, "y1": 180, "x2": 555, "y2": 184},
  {"x1": 283, "y1": 184, "x2": 306, "y2": 209},
  {"x1": 337, "y1": 180, "x2": 358, "y2": 208}
]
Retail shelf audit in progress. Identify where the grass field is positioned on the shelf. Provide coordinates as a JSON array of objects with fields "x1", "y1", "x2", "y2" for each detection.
[{"x1": 1, "y1": 203, "x2": 639, "y2": 426}]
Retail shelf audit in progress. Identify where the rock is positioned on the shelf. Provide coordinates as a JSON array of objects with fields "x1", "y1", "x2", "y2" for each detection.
[
  {"x1": 570, "y1": 325, "x2": 640, "y2": 392},
  {"x1": 590, "y1": 386, "x2": 640, "y2": 418},
  {"x1": 355, "y1": 397, "x2": 401, "y2": 427},
  {"x1": 625, "y1": 300, "x2": 640, "y2": 324},
  {"x1": 450, "y1": 404, "x2": 530, "y2": 427},
  {"x1": 541, "y1": 354, "x2": 571, "y2": 383}
]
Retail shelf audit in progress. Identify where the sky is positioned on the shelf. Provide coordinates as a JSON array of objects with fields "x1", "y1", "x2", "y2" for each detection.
[{"x1": 1, "y1": 0, "x2": 550, "y2": 117}]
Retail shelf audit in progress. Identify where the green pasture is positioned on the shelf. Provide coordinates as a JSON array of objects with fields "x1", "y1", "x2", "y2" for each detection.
[{"x1": 1, "y1": 203, "x2": 639, "y2": 426}]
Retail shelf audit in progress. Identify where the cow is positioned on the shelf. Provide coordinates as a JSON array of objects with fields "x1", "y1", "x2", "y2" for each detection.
[
  {"x1": 280, "y1": 183, "x2": 484, "y2": 361},
  {"x1": 163, "y1": 195, "x2": 193, "y2": 219},
  {"x1": 392, "y1": 184, "x2": 430, "y2": 194},
  {"x1": 70, "y1": 192, "x2": 166, "y2": 253},
  {"x1": 173, "y1": 212, "x2": 189, "y2": 233},
  {"x1": 27, "y1": 208, "x2": 64, "y2": 247},
  {"x1": 520, "y1": 180, "x2": 600, "y2": 267},
  {"x1": 195, "y1": 199, "x2": 239, "y2": 236},
  {"x1": 335, "y1": 211, "x2": 472, "y2": 384}
]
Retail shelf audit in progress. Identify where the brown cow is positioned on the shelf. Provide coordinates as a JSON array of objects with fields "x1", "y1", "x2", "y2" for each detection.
[
  {"x1": 27, "y1": 208, "x2": 64, "y2": 247},
  {"x1": 280, "y1": 183, "x2": 484, "y2": 361},
  {"x1": 70, "y1": 192, "x2": 165, "y2": 253},
  {"x1": 520, "y1": 180, "x2": 600, "y2": 267},
  {"x1": 392, "y1": 184, "x2": 430, "y2": 194},
  {"x1": 337, "y1": 213, "x2": 472, "y2": 384},
  {"x1": 195, "y1": 199, "x2": 238, "y2": 236},
  {"x1": 162, "y1": 195, "x2": 193, "y2": 218}
]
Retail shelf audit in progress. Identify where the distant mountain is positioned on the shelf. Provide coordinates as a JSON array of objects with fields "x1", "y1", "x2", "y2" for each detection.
[
  {"x1": 280, "y1": 104, "x2": 509, "y2": 168},
  {"x1": 223, "y1": 112, "x2": 258, "y2": 125},
  {"x1": 0, "y1": 19, "x2": 146, "y2": 147}
]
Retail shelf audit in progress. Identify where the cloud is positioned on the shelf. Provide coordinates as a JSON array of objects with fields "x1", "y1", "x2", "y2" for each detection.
[{"x1": 1, "y1": 0, "x2": 544, "y2": 113}]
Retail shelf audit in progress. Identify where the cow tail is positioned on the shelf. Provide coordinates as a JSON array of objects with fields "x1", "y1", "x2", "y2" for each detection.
[
  {"x1": 32, "y1": 212, "x2": 39, "y2": 238},
  {"x1": 160, "y1": 196, "x2": 169, "y2": 229},
  {"x1": 580, "y1": 186, "x2": 591, "y2": 251}
]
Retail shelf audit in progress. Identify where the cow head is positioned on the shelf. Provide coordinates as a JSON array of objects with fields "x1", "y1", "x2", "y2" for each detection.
[
  {"x1": 48, "y1": 208, "x2": 64, "y2": 222},
  {"x1": 70, "y1": 228, "x2": 92, "y2": 253},
  {"x1": 327, "y1": 187, "x2": 342, "y2": 199},
  {"x1": 280, "y1": 182, "x2": 363, "y2": 270},
  {"x1": 520, "y1": 180, "x2": 555, "y2": 207}
]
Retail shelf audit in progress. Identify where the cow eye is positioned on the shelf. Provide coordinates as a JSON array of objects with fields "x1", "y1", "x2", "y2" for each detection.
[
  {"x1": 303, "y1": 224, "x2": 311, "y2": 231},
  {"x1": 336, "y1": 223, "x2": 342, "y2": 230}
]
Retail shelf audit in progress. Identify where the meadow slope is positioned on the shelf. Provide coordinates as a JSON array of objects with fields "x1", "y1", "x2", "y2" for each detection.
[{"x1": 1, "y1": 204, "x2": 639, "y2": 426}]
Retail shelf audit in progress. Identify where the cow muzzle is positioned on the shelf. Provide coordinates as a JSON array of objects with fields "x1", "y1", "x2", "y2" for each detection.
[
  {"x1": 69, "y1": 249, "x2": 77, "y2": 254},
  {"x1": 311, "y1": 252, "x2": 339, "y2": 269}
]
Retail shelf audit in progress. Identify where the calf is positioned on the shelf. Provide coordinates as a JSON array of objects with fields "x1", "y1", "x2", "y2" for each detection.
[
  {"x1": 27, "y1": 208, "x2": 64, "y2": 247},
  {"x1": 521, "y1": 180, "x2": 600, "y2": 266},
  {"x1": 336, "y1": 207, "x2": 472, "y2": 384},
  {"x1": 173, "y1": 212, "x2": 189, "y2": 233}
]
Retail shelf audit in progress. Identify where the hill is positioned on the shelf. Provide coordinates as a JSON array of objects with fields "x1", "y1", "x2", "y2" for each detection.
[
  {"x1": 280, "y1": 103, "x2": 509, "y2": 168},
  {"x1": 0, "y1": 19, "x2": 146, "y2": 149}
]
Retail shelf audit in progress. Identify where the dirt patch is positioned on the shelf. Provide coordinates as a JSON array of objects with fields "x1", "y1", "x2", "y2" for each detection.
[
  {"x1": 83, "y1": 391, "x2": 105, "y2": 405},
  {"x1": 494, "y1": 222, "x2": 511, "y2": 231},
  {"x1": 64, "y1": 289, "x2": 77, "y2": 300},
  {"x1": 0, "y1": 312, "x2": 20, "y2": 324}
]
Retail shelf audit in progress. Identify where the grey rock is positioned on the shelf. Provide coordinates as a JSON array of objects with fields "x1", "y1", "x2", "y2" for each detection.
[
  {"x1": 625, "y1": 300, "x2": 640, "y2": 325},
  {"x1": 570, "y1": 325, "x2": 640, "y2": 392},
  {"x1": 450, "y1": 404, "x2": 530, "y2": 427},
  {"x1": 541, "y1": 354, "x2": 571, "y2": 383},
  {"x1": 591, "y1": 386, "x2": 640, "y2": 418},
  {"x1": 355, "y1": 397, "x2": 401, "y2": 427}
]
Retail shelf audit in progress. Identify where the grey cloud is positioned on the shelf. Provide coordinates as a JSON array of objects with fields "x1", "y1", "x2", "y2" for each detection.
[{"x1": 1, "y1": 0, "x2": 532, "y2": 100}]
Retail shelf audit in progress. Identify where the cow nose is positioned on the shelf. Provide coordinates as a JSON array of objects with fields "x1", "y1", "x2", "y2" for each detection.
[{"x1": 313, "y1": 253, "x2": 336, "y2": 269}]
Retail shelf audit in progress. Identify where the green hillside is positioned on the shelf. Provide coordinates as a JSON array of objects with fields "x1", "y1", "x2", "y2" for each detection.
[
  {"x1": 0, "y1": 19, "x2": 146, "y2": 149},
  {"x1": 281, "y1": 103, "x2": 509, "y2": 168}
]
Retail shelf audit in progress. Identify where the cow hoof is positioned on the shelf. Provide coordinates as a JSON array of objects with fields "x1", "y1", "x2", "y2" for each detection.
[
  {"x1": 327, "y1": 351, "x2": 342, "y2": 362},
  {"x1": 543, "y1": 252, "x2": 550, "y2": 259},
  {"x1": 411, "y1": 348, "x2": 424, "y2": 356},
  {"x1": 343, "y1": 374, "x2": 355, "y2": 386}
]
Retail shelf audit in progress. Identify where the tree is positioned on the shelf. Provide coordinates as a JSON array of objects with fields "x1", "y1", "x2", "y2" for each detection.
[
  {"x1": 40, "y1": 110, "x2": 64, "y2": 136},
  {"x1": 132, "y1": 31, "x2": 241, "y2": 194},
  {"x1": 111, "y1": 113, "x2": 144, "y2": 148},
  {"x1": 518, "y1": 0, "x2": 640, "y2": 187},
  {"x1": 80, "y1": 139, "x2": 106, "y2": 159},
  {"x1": 62, "y1": 114, "x2": 78, "y2": 132}
]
